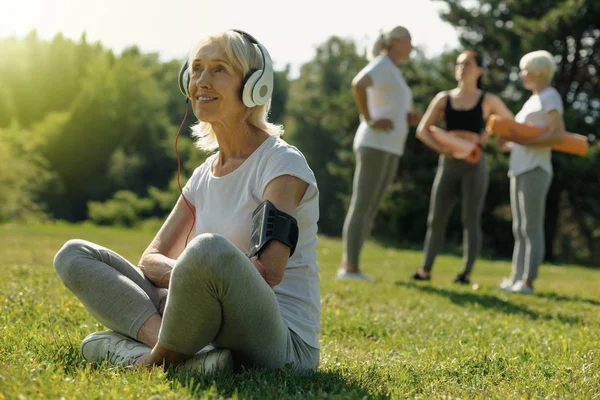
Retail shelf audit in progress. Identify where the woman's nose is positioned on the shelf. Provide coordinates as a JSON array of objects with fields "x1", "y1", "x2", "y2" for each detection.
[{"x1": 194, "y1": 70, "x2": 211, "y2": 89}]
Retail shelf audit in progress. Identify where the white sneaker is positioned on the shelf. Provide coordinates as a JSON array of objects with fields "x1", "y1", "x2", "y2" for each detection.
[
  {"x1": 80, "y1": 331, "x2": 151, "y2": 366},
  {"x1": 179, "y1": 348, "x2": 234, "y2": 375},
  {"x1": 336, "y1": 268, "x2": 374, "y2": 282},
  {"x1": 498, "y1": 278, "x2": 514, "y2": 291},
  {"x1": 511, "y1": 281, "x2": 535, "y2": 294}
]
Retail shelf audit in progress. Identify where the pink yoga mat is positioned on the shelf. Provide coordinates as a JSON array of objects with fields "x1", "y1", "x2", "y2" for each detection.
[{"x1": 430, "y1": 126, "x2": 482, "y2": 164}]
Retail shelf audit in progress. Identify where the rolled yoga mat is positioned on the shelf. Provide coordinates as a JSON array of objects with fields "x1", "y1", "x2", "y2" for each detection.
[
  {"x1": 486, "y1": 115, "x2": 589, "y2": 156},
  {"x1": 429, "y1": 126, "x2": 482, "y2": 164}
]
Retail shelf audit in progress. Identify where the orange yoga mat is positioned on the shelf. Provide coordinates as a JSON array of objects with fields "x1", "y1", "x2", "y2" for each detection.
[
  {"x1": 430, "y1": 126, "x2": 482, "y2": 164},
  {"x1": 486, "y1": 115, "x2": 589, "y2": 156}
]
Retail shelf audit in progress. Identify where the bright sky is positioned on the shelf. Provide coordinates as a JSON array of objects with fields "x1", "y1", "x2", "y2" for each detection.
[{"x1": 0, "y1": 0, "x2": 459, "y2": 76}]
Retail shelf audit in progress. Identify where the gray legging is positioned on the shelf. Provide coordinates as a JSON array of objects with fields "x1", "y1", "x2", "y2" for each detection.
[
  {"x1": 53, "y1": 234, "x2": 319, "y2": 372},
  {"x1": 510, "y1": 168, "x2": 552, "y2": 281},
  {"x1": 421, "y1": 154, "x2": 489, "y2": 274},
  {"x1": 342, "y1": 147, "x2": 400, "y2": 266}
]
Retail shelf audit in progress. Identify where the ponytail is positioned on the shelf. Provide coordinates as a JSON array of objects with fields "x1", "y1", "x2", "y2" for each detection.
[{"x1": 372, "y1": 33, "x2": 386, "y2": 57}]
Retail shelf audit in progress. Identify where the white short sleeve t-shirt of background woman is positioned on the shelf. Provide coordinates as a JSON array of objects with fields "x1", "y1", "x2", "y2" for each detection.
[
  {"x1": 182, "y1": 135, "x2": 321, "y2": 349},
  {"x1": 509, "y1": 86, "x2": 564, "y2": 177},
  {"x1": 352, "y1": 54, "x2": 413, "y2": 156}
]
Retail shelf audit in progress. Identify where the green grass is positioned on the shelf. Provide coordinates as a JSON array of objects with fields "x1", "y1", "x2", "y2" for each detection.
[{"x1": 1, "y1": 223, "x2": 599, "y2": 399}]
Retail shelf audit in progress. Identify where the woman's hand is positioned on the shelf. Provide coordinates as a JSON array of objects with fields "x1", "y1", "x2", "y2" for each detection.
[
  {"x1": 137, "y1": 195, "x2": 195, "y2": 289},
  {"x1": 138, "y1": 255, "x2": 175, "y2": 288},
  {"x1": 496, "y1": 136, "x2": 513, "y2": 152},
  {"x1": 368, "y1": 118, "x2": 394, "y2": 131}
]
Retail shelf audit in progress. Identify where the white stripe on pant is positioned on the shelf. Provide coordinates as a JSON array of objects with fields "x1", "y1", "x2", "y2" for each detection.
[{"x1": 510, "y1": 168, "x2": 552, "y2": 281}]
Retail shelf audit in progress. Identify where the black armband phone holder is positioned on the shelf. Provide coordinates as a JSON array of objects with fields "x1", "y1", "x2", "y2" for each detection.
[{"x1": 248, "y1": 200, "x2": 299, "y2": 258}]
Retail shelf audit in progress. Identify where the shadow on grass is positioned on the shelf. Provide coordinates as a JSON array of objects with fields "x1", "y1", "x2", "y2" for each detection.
[
  {"x1": 168, "y1": 365, "x2": 384, "y2": 399},
  {"x1": 395, "y1": 281, "x2": 582, "y2": 325},
  {"x1": 532, "y1": 291, "x2": 600, "y2": 306}
]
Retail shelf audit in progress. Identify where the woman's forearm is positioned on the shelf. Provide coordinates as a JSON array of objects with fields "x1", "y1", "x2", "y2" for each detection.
[
  {"x1": 417, "y1": 127, "x2": 445, "y2": 153},
  {"x1": 138, "y1": 253, "x2": 176, "y2": 288},
  {"x1": 527, "y1": 130, "x2": 566, "y2": 147},
  {"x1": 352, "y1": 85, "x2": 371, "y2": 122}
]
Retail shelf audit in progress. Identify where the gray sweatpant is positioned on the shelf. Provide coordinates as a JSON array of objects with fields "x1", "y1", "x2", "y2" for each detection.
[
  {"x1": 510, "y1": 168, "x2": 552, "y2": 281},
  {"x1": 342, "y1": 147, "x2": 400, "y2": 266},
  {"x1": 53, "y1": 234, "x2": 319, "y2": 372},
  {"x1": 421, "y1": 154, "x2": 489, "y2": 274}
]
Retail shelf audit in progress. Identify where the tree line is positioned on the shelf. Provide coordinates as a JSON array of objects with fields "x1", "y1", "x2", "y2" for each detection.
[{"x1": 0, "y1": 0, "x2": 598, "y2": 265}]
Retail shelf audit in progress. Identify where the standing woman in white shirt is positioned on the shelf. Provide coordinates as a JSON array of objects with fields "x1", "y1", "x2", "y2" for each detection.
[
  {"x1": 498, "y1": 50, "x2": 567, "y2": 294},
  {"x1": 53, "y1": 30, "x2": 321, "y2": 374},
  {"x1": 337, "y1": 26, "x2": 421, "y2": 281}
]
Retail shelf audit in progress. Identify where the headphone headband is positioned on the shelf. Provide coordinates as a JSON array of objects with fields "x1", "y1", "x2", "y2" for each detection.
[{"x1": 178, "y1": 30, "x2": 273, "y2": 108}]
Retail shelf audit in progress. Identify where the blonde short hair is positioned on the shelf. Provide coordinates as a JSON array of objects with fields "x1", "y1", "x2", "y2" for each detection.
[
  {"x1": 188, "y1": 31, "x2": 282, "y2": 151},
  {"x1": 372, "y1": 26, "x2": 411, "y2": 57},
  {"x1": 519, "y1": 50, "x2": 557, "y2": 84}
]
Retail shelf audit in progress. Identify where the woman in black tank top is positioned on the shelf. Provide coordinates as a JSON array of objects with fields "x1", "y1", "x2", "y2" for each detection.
[
  {"x1": 411, "y1": 50, "x2": 514, "y2": 284},
  {"x1": 445, "y1": 89, "x2": 486, "y2": 134}
]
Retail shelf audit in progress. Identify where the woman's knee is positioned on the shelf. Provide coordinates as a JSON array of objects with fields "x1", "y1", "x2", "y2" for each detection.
[
  {"x1": 174, "y1": 234, "x2": 243, "y2": 280},
  {"x1": 53, "y1": 239, "x2": 91, "y2": 287}
]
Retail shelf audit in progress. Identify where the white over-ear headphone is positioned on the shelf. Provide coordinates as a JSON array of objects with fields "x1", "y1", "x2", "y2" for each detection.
[{"x1": 178, "y1": 30, "x2": 274, "y2": 108}]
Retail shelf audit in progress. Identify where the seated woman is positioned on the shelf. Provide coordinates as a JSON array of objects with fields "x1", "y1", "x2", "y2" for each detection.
[{"x1": 53, "y1": 30, "x2": 321, "y2": 374}]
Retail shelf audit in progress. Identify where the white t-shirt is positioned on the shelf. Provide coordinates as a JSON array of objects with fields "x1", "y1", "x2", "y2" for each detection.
[
  {"x1": 353, "y1": 54, "x2": 413, "y2": 156},
  {"x1": 182, "y1": 135, "x2": 321, "y2": 349},
  {"x1": 509, "y1": 87, "x2": 564, "y2": 177}
]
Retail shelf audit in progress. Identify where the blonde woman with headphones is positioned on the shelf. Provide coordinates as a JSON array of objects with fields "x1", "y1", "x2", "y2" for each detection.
[
  {"x1": 338, "y1": 26, "x2": 421, "y2": 281},
  {"x1": 53, "y1": 30, "x2": 321, "y2": 374}
]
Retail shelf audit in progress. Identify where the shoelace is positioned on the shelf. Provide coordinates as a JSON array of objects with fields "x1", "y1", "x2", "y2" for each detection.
[{"x1": 106, "y1": 347, "x2": 134, "y2": 365}]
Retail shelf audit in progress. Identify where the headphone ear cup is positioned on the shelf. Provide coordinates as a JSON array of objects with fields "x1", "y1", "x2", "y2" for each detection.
[
  {"x1": 178, "y1": 61, "x2": 191, "y2": 98},
  {"x1": 241, "y1": 70, "x2": 262, "y2": 107},
  {"x1": 252, "y1": 74, "x2": 273, "y2": 107}
]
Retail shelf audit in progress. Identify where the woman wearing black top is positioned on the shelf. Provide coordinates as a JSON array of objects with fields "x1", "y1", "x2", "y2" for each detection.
[{"x1": 412, "y1": 51, "x2": 513, "y2": 284}]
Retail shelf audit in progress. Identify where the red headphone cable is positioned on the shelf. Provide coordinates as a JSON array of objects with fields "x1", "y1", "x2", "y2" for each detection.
[{"x1": 175, "y1": 99, "x2": 196, "y2": 247}]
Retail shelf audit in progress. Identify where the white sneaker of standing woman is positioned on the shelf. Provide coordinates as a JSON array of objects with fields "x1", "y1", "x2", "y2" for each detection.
[
  {"x1": 511, "y1": 281, "x2": 535, "y2": 294},
  {"x1": 336, "y1": 268, "x2": 374, "y2": 282},
  {"x1": 498, "y1": 278, "x2": 514, "y2": 291}
]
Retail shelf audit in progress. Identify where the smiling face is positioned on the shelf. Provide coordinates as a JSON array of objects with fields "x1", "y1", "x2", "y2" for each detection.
[
  {"x1": 455, "y1": 53, "x2": 482, "y2": 84},
  {"x1": 188, "y1": 41, "x2": 246, "y2": 124}
]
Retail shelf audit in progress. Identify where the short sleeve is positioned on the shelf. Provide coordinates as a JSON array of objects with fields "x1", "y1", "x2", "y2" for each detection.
[
  {"x1": 366, "y1": 58, "x2": 387, "y2": 87},
  {"x1": 259, "y1": 146, "x2": 318, "y2": 207},
  {"x1": 541, "y1": 88, "x2": 564, "y2": 115},
  {"x1": 181, "y1": 164, "x2": 205, "y2": 206}
]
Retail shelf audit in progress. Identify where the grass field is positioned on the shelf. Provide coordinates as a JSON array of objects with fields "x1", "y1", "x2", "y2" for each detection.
[{"x1": 1, "y1": 223, "x2": 599, "y2": 399}]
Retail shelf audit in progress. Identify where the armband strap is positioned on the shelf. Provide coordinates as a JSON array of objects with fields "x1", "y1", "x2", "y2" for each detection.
[{"x1": 248, "y1": 200, "x2": 299, "y2": 259}]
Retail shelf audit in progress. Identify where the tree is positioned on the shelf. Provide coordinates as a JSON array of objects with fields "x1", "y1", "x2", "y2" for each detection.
[{"x1": 0, "y1": 124, "x2": 55, "y2": 221}]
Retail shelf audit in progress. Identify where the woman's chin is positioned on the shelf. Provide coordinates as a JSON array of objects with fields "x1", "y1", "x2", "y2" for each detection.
[{"x1": 193, "y1": 111, "x2": 217, "y2": 124}]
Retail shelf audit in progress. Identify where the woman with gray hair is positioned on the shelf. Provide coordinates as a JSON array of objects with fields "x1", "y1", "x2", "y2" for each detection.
[
  {"x1": 497, "y1": 50, "x2": 567, "y2": 294},
  {"x1": 53, "y1": 30, "x2": 321, "y2": 374},
  {"x1": 338, "y1": 26, "x2": 421, "y2": 281}
]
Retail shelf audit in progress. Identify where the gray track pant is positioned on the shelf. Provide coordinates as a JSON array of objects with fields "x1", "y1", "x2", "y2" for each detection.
[
  {"x1": 421, "y1": 155, "x2": 489, "y2": 274},
  {"x1": 53, "y1": 233, "x2": 319, "y2": 372},
  {"x1": 510, "y1": 168, "x2": 552, "y2": 281},
  {"x1": 342, "y1": 147, "x2": 400, "y2": 266}
]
